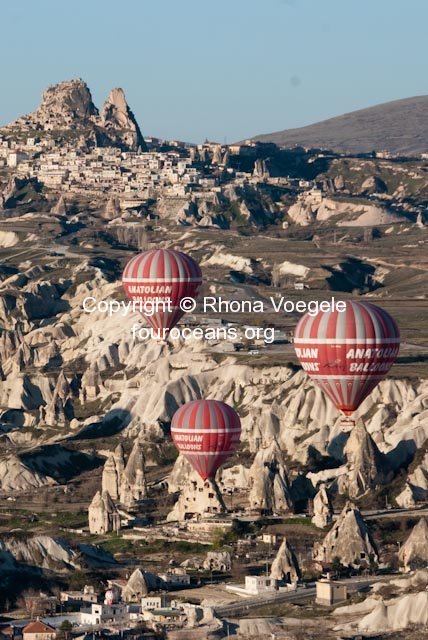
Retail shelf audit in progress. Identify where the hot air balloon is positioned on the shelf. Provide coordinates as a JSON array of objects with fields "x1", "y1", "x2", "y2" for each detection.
[
  {"x1": 293, "y1": 300, "x2": 400, "y2": 416},
  {"x1": 122, "y1": 248, "x2": 202, "y2": 333},
  {"x1": 171, "y1": 399, "x2": 241, "y2": 481}
]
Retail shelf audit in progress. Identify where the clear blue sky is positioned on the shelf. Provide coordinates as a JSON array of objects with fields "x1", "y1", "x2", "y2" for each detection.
[{"x1": 1, "y1": 0, "x2": 427, "y2": 143}]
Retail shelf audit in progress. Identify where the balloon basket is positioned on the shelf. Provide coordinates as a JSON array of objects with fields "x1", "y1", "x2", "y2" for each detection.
[{"x1": 339, "y1": 416, "x2": 355, "y2": 432}]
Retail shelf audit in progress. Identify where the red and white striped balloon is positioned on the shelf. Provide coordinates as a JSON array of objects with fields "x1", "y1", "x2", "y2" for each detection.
[
  {"x1": 122, "y1": 249, "x2": 202, "y2": 332},
  {"x1": 171, "y1": 399, "x2": 241, "y2": 481},
  {"x1": 293, "y1": 300, "x2": 400, "y2": 416}
]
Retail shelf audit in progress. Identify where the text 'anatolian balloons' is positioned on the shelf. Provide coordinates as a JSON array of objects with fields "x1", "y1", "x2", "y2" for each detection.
[
  {"x1": 293, "y1": 300, "x2": 400, "y2": 416},
  {"x1": 122, "y1": 248, "x2": 202, "y2": 333},
  {"x1": 171, "y1": 399, "x2": 241, "y2": 481}
]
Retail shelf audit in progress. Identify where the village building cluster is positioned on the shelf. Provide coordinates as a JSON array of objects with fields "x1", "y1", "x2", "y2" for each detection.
[{"x1": 0, "y1": 134, "x2": 289, "y2": 201}]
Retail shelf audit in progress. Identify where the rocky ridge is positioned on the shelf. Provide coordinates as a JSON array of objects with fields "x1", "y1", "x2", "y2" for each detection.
[
  {"x1": 0, "y1": 534, "x2": 115, "y2": 573},
  {"x1": 252, "y1": 95, "x2": 428, "y2": 155}
]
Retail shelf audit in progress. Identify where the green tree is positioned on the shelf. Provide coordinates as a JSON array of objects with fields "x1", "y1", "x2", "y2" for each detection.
[
  {"x1": 59, "y1": 619, "x2": 72, "y2": 640},
  {"x1": 60, "y1": 620, "x2": 72, "y2": 631},
  {"x1": 331, "y1": 556, "x2": 343, "y2": 577}
]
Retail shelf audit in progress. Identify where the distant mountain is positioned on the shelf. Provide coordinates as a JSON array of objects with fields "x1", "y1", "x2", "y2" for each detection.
[{"x1": 251, "y1": 96, "x2": 428, "y2": 155}]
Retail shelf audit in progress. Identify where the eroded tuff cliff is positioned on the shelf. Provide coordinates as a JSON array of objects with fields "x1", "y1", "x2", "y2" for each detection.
[{"x1": 0, "y1": 252, "x2": 427, "y2": 519}]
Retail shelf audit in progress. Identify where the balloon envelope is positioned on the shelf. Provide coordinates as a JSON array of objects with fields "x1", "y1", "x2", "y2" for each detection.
[
  {"x1": 171, "y1": 399, "x2": 241, "y2": 481},
  {"x1": 122, "y1": 248, "x2": 202, "y2": 332},
  {"x1": 293, "y1": 301, "x2": 400, "y2": 416}
]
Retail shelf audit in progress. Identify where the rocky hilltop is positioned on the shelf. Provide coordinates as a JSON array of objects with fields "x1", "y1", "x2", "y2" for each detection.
[
  {"x1": 31, "y1": 79, "x2": 99, "y2": 124},
  {"x1": 3, "y1": 79, "x2": 147, "y2": 151}
]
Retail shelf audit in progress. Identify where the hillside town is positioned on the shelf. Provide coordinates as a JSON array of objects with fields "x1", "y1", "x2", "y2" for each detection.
[
  {"x1": 1, "y1": 80, "x2": 427, "y2": 253},
  {"x1": 1, "y1": 133, "x2": 229, "y2": 198}
]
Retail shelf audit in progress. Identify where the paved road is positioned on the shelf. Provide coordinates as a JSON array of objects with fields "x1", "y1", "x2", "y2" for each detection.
[
  {"x1": 213, "y1": 575, "x2": 390, "y2": 618},
  {"x1": 213, "y1": 587, "x2": 316, "y2": 617}
]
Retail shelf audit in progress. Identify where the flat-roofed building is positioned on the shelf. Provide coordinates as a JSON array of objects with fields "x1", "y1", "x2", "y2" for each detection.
[
  {"x1": 244, "y1": 575, "x2": 278, "y2": 595},
  {"x1": 316, "y1": 578, "x2": 347, "y2": 606}
]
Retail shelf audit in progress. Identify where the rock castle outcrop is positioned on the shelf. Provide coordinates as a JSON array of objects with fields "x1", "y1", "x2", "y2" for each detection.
[
  {"x1": 5, "y1": 79, "x2": 146, "y2": 152},
  {"x1": 100, "y1": 88, "x2": 146, "y2": 151}
]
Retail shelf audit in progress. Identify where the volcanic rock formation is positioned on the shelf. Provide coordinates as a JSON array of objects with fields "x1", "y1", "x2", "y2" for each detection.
[
  {"x1": 101, "y1": 445, "x2": 125, "y2": 501},
  {"x1": 396, "y1": 450, "x2": 428, "y2": 507},
  {"x1": 119, "y1": 439, "x2": 147, "y2": 507},
  {"x1": 203, "y1": 551, "x2": 232, "y2": 572},
  {"x1": 270, "y1": 538, "x2": 301, "y2": 583},
  {"x1": 311, "y1": 483, "x2": 333, "y2": 528},
  {"x1": 101, "y1": 196, "x2": 121, "y2": 220},
  {"x1": 167, "y1": 475, "x2": 227, "y2": 522},
  {"x1": 51, "y1": 195, "x2": 68, "y2": 216},
  {"x1": 3, "y1": 535, "x2": 78, "y2": 572},
  {"x1": 121, "y1": 568, "x2": 149, "y2": 601},
  {"x1": 80, "y1": 362, "x2": 104, "y2": 401},
  {"x1": 88, "y1": 490, "x2": 121, "y2": 534},
  {"x1": 33, "y1": 79, "x2": 97, "y2": 124},
  {"x1": 313, "y1": 502, "x2": 378, "y2": 569},
  {"x1": 121, "y1": 568, "x2": 161, "y2": 601},
  {"x1": 398, "y1": 517, "x2": 428, "y2": 571},
  {"x1": 101, "y1": 440, "x2": 146, "y2": 507},
  {"x1": 358, "y1": 591, "x2": 428, "y2": 632},
  {"x1": 248, "y1": 440, "x2": 294, "y2": 514},
  {"x1": 101, "y1": 88, "x2": 147, "y2": 151},
  {"x1": 339, "y1": 420, "x2": 389, "y2": 498},
  {"x1": 5, "y1": 79, "x2": 146, "y2": 152}
]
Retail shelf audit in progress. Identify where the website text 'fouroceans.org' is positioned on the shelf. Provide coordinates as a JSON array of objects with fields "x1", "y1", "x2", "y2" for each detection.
[{"x1": 81, "y1": 295, "x2": 345, "y2": 344}]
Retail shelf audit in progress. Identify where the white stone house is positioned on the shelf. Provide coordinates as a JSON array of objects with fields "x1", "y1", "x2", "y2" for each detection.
[
  {"x1": 141, "y1": 596, "x2": 162, "y2": 610},
  {"x1": 79, "y1": 602, "x2": 129, "y2": 626}
]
